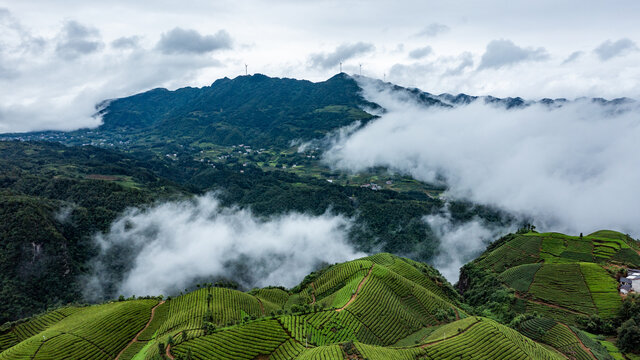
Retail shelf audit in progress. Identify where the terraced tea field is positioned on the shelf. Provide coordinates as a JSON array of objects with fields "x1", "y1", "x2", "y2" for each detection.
[
  {"x1": 474, "y1": 230, "x2": 634, "y2": 325},
  {"x1": 0, "y1": 300, "x2": 157, "y2": 360},
  {"x1": 476, "y1": 230, "x2": 640, "y2": 272},
  {"x1": 517, "y1": 317, "x2": 618, "y2": 360},
  {"x1": 0, "y1": 250, "x2": 629, "y2": 360}
]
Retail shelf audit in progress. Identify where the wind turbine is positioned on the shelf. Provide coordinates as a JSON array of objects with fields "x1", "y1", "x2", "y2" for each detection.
[
  {"x1": 339, "y1": 61, "x2": 342, "y2": 73},
  {"x1": 359, "y1": 64, "x2": 362, "y2": 76},
  {"x1": 245, "y1": 64, "x2": 248, "y2": 76}
]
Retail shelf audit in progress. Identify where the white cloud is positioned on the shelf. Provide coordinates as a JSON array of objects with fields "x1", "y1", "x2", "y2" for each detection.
[
  {"x1": 156, "y1": 27, "x2": 232, "y2": 54},
  {"x1": 594, "y1": 38, "x2": 638, "y2": 61},
  {"x1": 562, "y1": 51, "x2": 583, "y2": 64},
  {"x1": 308, "y1": 42, "x2": 375, "y2": 70},
  {"x1": 85, "y1": 194, "x2": 364, "y2": 298},
  {"x1": 323, "y1": 78, "x2": 640, "y2": 238},
  {"x1": 444, "y1": 52, "x2": 474, "y2": 76},
  {"x1": 425, "y1": 209, "x2": 510, "y2": 281},
  {"x1": 478, "y1": 39, "x2": 548, "y2": 70},
  {"x1": 0, "y1": 12, "x2": 226, "y2": 133},
  {"x1": 415, "y1": 23, "x2": 450, "y2": 37},
  {"x1": 111, "y1": 36, "x2": 140, "y2": 49},
  {"x1": 55, "y1": 20, "x2": 103, "y2": 60},
  {"x1": 408, "y1": 46, "x2": 432, "y2": 59}
]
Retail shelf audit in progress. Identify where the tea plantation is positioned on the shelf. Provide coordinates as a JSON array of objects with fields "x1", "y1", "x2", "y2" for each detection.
[{"x1": 1, "y1": 248, "x2": 634, "y2": 359}]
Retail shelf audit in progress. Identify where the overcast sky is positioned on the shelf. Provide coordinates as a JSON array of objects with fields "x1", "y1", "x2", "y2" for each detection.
[{"x1": 1, "y1": 0, "x2": 640, "y2": 133}]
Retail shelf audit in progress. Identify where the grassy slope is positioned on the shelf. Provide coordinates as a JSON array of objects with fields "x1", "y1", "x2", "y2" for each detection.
[
  {"x1": 470, "y1": 231, "x2": 638, "y2": 325},
  {"x1": 2, "y1": 252, "x2": 619, "y2": 360},
  {"x1": 0, "y1": 254, "x2": 479, "y2": 360},
  {"x1": 0, "y1": 300, "x2": 156, "y2": 359}
]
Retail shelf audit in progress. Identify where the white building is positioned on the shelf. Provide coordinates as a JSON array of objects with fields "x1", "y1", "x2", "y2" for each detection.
[
  {"x1": 628, "y1": 269, "x2": 640, "y2": 292},
  {"x1": 621, "y1": 269, "x2": 640, "y2": 294}
]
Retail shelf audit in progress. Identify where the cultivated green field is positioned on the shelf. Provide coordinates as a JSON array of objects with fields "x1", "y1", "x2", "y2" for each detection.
[
  {"x1": 471, "y1": 230, "x2": 635, "y2": 325},
  {"x1": 0, "y1": 300, "x2": 157, "y2": 360},
  {"x1": 517, "y1": 316, "x2": 622, "y2": 360},
  {"x1": 0, "y1": 250, "x2": 631, "y2": 359}
]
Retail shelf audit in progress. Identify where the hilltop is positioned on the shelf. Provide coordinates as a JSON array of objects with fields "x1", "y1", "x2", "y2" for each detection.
[{"x1": 79, "y1": 73, "x2": 376, "y2": 150}]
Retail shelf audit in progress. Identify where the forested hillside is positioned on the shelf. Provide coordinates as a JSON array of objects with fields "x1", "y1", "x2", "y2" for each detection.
[{"x1": 0, "y1": 140, "x2": 510, "y2": 324}]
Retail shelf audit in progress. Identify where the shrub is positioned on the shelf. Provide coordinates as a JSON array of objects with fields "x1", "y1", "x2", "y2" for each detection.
[{"x1": 617, "y1": 319, "x2": 640, "y2": 354}]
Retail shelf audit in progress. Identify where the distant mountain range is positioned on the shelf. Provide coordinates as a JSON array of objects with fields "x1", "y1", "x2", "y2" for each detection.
[{"x1": 2, "y1": 73, "x2": 634, "y2": 149}]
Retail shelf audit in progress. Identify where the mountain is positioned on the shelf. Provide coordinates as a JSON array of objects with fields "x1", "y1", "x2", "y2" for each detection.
[
  {"x1": 91, "y1": 73, "x2": 377, "y2": 149},
  {"x1": 1, "y1": 253, "x2": 631, "y2": 359},
  {"x1": 5, "y1": 73, "x2": 633, "y2": 152}
]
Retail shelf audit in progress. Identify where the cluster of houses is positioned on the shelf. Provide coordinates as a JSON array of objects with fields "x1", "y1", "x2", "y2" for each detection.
[
  {"x1": 359, "y1": 180, "x2": 393, "y2": 191},
  {"x1": 620, "y1": 269, "x2": 640, "y2": 295},
  {"x1": 360, "y1": 183, "x2": 383, "y2": 191}
]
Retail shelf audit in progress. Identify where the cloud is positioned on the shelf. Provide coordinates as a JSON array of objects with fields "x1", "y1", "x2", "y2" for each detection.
[
  {"x1": 111, "y1": 35, "x2": 140, "y2": 49},
  {"x1": 478, "y1": 39, "x2": 548, "y2": 70},
  {"x1": 408, "y1": 46, "x2": 432, "y2": 59},
  {"x1": 425, "y1": 208, "x2": 510, "y2": 281},
  {"x1": 308, "y1": 42, "x2": 375, "y2": 70},
  {"x1": 388, "y1": 62, "x2": 436, "y2": 81},
  {"x1": 323, "y1": 78, "x2": 640, "y2": 239},
  {"x1": 387, "y1": 51, "x2": 474, "y2": 83},
  {"x1": 0, "y1": 12, "x2": 226, "y2": 134},
  {"x1": 84, "y1": 194, "x2": 365, "y2": 299},
  {"x1": 156, "y1": 27, "x2": 232, "y2": 54},
  {"x1": 416, "y1": 23, "x2": 450, "y2": 37},
  {"x1": 0, "y1": 8, "x2": 45, "y2": 55},
  {"x1": 562, "y1": 51, "x2": 583, "y2": 64},
  {"x1": 444, "y1": 52, "x2": 474, "y2": 76},
  {"x1": 594, "y1": 38, "x2": 638, "y2": 61},
  {"x1": 55, "y1": 20, "x2": 103, "y2": 60}
]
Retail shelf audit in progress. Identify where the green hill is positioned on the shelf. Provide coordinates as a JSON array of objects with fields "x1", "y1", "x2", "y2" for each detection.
[
  {"x1": 84, "y1": 73, "x2": 378, "y2": 150},
  {"x1": 2, "y1": 253, "x2": 628, "y2": 359},
  {"x1": 460, "y1": 230, "x2": 640, "y2": 325},
  {"x1": 515, "y1": 316, "x2": 623, "y2": 360},
  {"x1": 0, "y1": 300, "x2": 158, "y2": 359}
]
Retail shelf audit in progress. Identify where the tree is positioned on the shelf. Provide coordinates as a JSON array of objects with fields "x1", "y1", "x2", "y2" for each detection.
[{"x1": 617, "y1": 319, "x2": 640, "y2": 354}]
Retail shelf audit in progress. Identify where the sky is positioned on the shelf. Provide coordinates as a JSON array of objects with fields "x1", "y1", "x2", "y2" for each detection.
[{"x1": 1, "y1": 0, "x2": 640, "y2": 133}]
